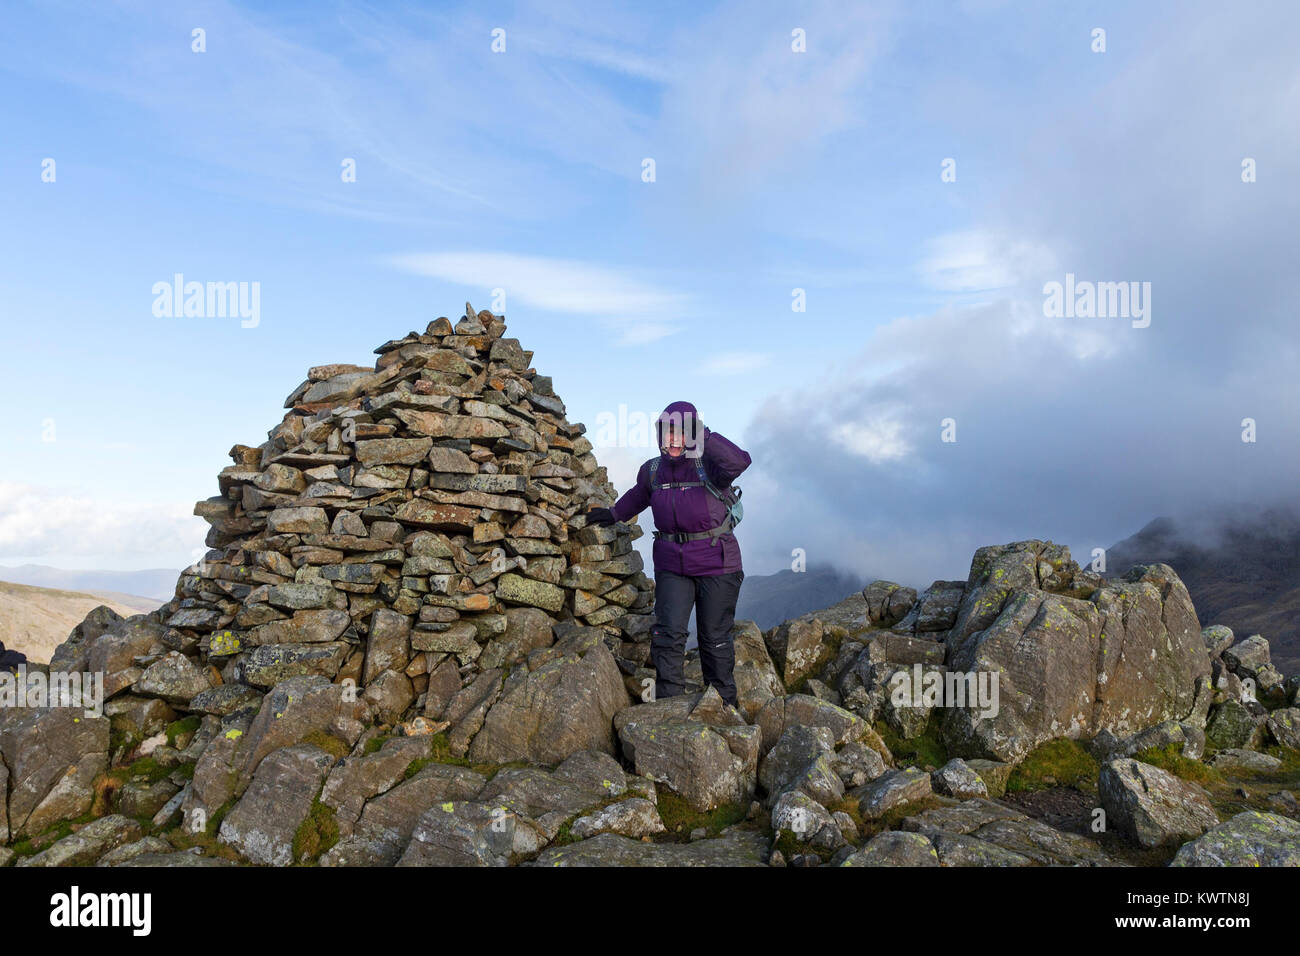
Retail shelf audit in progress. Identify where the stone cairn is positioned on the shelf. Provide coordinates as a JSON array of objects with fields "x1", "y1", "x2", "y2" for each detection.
[{"x1": 169, "y1": 303, "x2": 653, "y2": 731}]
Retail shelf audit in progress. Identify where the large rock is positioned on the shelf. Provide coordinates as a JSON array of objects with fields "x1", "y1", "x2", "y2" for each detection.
[
  {"x1": 478, "y1": 607, "x2": 555, "y2": 669},
  {"x1": 322, "y1": 764, "x2": 488, "y2": 866},
  {"x1": 133, "y1": 651, "x2": 215, "y2": 704},
  {"x1": 218, "y1": 744, "x2": 336, "y2": 865},
  {"x1": 527, "y1": 828, "x2": 770, "y2": 866},
  {"x1": 758, "y1": 725, "x2": 838, "y2": 807},
  {"x1": 468, "y1": 628, "x2": 630, "y2": 764},
  {"x1": 363, "y1": 609, "x2": 411, "y2": 684},
  {"x1": 1206, "y1": 748, "x2": 1281, "y2": 773},
  {"x1": 841, "y1": 830, "x2": 939, "y2": 866},
  {"x1": 50, "y1": 604, "x2": 124, "y2": 672},
  {"x1": 234, "y1": 675, "x2": 366, "y2": 787},
  {"x1": 396, "y1": 799, "x2": 547, "y2": 866},
  {"x1": 569, "y1": 799, "x2": 664, "y2": 840},
  {"x1": 863, "y1": 580, "x2": 917, "y2": 626},
  {"x1": 1265, "y1": 707, "x2": 1300, "y2": 750},
  {"x1": 851, "y1": 767, "x2": 933, "y2": 819},
  {"x1": 765, "y1": 618, "x2": 826, "y2": 688},
  {"x1": 731, "y1": 621, "x2": 785, "y2": 721},
  {"x1": 771, "y1": 789, "x2": 840, "y2": 850},
  {"x1": 616, "y1": 688, "x2": 759, "y2": 811},
  {"x1": 1099, "y1": 758, "x2": 1219, "y2": 849},
  {"x1": 963, "y1": 817, "x2": 1116, "y2": 866},
  {"x1": 87, "y1": 618, "x2": 168, "y2": 698},
  {"x1": 320, "y1": 736, "x2": 434, "y2": 838},
  {"x1": 755, "y1": 694, "x2": 889, "y2": 764},
  {"x1": 942, "y1": 545, "x2": 1210, "y2": 761},
  {"x1": 0, "y1": 707, "x2": 109, "y2": 838},
  {"x1": 1171, "y1": 811, "x2": 1300, "y2": 866},
  {"x1": 1205, "y1": 700, "x2": 1265, "y2": 750},
  {"x1": 893, "y1": 580, "x2": 965, "y2": 633},
  {"x1": 18, "y1": 815, "x2": 143, "y2": 867},
  {"x1": 931, "y1": 758, "x2": 989, "y2": 799}
]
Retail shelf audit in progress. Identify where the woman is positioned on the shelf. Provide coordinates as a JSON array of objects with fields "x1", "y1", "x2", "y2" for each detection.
[{"x1": 587, "y1": 400, "x2": 751, "y2": 708}]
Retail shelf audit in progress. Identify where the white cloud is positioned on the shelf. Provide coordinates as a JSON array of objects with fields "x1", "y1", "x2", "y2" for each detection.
[
  {"x1": 616, "y1": 322, "x2": 678, "y2": 346},
  {"x1": 696, "y1": 351, "x2": 771, "y2": 375},
  {"x1": 660, "y1": 2, "x2": 895, "y2": 196},
  {"x1": 387, "y1": 251, "x2": 687, "y2": 317},
  {"x1": 917, "y1": 230, "x2": 1057, "y2": 292},
  {"x1": 830, "y1": 416, "x2": 911, "y2": 463},
  {"x1": 0, "y1": 482, "x2": 205, "y2": 566}
]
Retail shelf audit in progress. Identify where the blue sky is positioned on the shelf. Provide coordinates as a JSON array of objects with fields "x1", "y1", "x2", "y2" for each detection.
[{"x1": 1, "y1": 1, "x2": 1297, "y2": 587}]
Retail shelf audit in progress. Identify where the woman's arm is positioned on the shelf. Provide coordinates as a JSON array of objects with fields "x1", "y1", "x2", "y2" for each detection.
[
  {"x1": 701, "y1": 427, "x2": 751, "y2": 488},
  {"x1": 609, "y1": 460, "x2": 652, "y2": 522}
]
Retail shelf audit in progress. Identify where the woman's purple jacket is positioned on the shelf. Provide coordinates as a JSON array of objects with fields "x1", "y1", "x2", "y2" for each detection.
[{"x1": 609, "y1": 400, "x2": 752, "y2": 577}]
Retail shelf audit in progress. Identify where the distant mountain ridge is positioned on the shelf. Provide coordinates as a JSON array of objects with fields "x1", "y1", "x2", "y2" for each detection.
[
  {"x1": 0, "y1": 579, "x2": 163, "y2": 664},
  {"x1": 1104, "y1": 507, "x2": 1300, "y2": 674},
  {"x1": 735, "y1": 565, "x2": 869, "y2": 631},
  {"x1": 0, "y1": 564, "x2": 179, "y2": 602}
]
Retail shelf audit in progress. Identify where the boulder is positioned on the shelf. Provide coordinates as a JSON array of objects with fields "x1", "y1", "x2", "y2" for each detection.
[
  {"x1": 322, "y1": 764, "x2": 487, "y2": 866},
  {"x1": 931, "y1": 758, "x2": 989, "y2": 799},
  {"x1": 731, "y1": 621, "x2": 785, "y2": 721},
  {"x1": 765, "y1": 618, "x2": 825, "y2": 688},
  {"x1": 0, "y1": 707, "x2": 109, "y2": 838},
  {"x1": 942, "y1": 547, "x2": 1210, "y2": 762},
  {"x1": 468, "y1": 628, "x2": 630, "y2": 764},
  {"x1": 840, "y1": 830, "x2": 939, "y2": 866},
  {"x1": 1206, "y1": 700, "x2": 1265, "y2": 751},
  {"x1": 1265, "y1": 707, "x2": 1300, "y2": 750},
  {"x1": 863, "y1": 581, "x2": 917, "y2": 626},
  {"x1": 396, "y1": 799, "x2": 547, "y2": 866},
  {"x1": 527, "y1": 828, "x2": 770, "y2": 866},
  {"x1": 851, "y1": 767, "x2": 933, "y2": 819},
  {"x1": 1100, "y1": 758, "x2": 1219, "y2": 849},
  {"x1": 569, "y1": 798, "x2": 664, "y2": 840},
  {"x1": 218, "y1": 744, "x2": 336, "y2": 865},
  {"x1": 1171, "y1": 811, "x2": 1300, "y2": 866},
  {"x1": 18, "y1": 815, "x2": 143, "y2": 867}
]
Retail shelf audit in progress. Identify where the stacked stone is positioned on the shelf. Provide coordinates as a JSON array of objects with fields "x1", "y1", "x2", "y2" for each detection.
[{"x1": 167, "y1": 303, "x2": 654, "y2": 723}]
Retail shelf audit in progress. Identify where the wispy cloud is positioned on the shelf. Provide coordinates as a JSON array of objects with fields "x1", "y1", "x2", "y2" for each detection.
[
  {"x1": 916, "y1": 230, "x2": 1057, "y2": 293},
  {"x1": 696, "y1": 351, "x2": 771, "y2": 375},
  {"x1": 388, "y1": 250, "x2": 687, "y2": 316}
]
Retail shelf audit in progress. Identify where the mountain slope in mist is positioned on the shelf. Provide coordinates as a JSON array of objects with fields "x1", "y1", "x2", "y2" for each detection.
[
  {"x1": 1105, "y1": 508, "x2": 1300, "y2": 674},
  {"x1": 735, "y1": 565, "x2": 868, "y2": 631}
]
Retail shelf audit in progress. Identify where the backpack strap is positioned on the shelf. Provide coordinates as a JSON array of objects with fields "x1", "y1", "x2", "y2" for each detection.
[
  {"x1": 647, "y1": 455, "x2": 707, "y2": 490},
  {"x1": 646, "y1": 456, "x2": 737, "y2": 547}
]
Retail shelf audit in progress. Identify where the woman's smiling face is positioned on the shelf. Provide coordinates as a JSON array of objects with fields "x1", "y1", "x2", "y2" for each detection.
[{"x1": 663, "y1": 422, "x2": 685, "y2": 456}]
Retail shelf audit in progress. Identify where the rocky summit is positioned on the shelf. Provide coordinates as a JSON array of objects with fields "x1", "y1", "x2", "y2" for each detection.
[{"x1": 2, "y1": 310, "x2": 1297, "y2": 868}]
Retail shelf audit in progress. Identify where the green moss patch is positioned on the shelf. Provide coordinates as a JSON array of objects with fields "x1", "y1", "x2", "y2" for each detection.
[
  {"x1": 1006, "y1": 738, "x2": 1099, "y2": 793},
  {"x1": 292, "y1": 799, "x2": 339, "y2": 863},
  {"x1": 302, "y1": 730, "x2": 351, "y2": 761},
  {"x1": 654, "y1": 789, "x2": 748, "y2": 842},
  {"x1": 873, "y1": 716, "x2": 948, "y2": 770},
  {"x1": 164, "y1": 715, "x2": 202, "y2": 749},
  {"x1": 1133, "y1": 744, "x2": 1220, "y2": 786}
]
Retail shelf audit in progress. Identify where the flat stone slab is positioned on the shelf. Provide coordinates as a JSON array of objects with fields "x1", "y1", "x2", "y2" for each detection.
[{"x1": 527, "y1": 828, "x2": 770, "y2": 867}]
